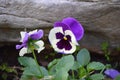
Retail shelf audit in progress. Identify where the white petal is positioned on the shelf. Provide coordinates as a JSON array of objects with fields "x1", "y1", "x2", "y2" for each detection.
[
  {"x1": 65, "y1": 30, "x2": 79, "y2": 45},
  {"x1": 20, "y1": 31, "x2": 27, "y2": 42},
  {"x1": 48, "y1": 27, "x2": 64, "y2": 53},
  {"x1": 53, "y1": 42, "x2": 76, "y2": 54},
  {"x1": 52, "y1": 40, "x2": 63, "y2": 53},
  {"x1": 28, "y1": 29, "x2": 37, "y2": 35},
  {"x1": 19, "y1": 47, "x2": 28, "y2": 56},
  {"x1": 48, "y1": 27, "x2": 63, "y2": 46},
  {"x1": 35, "y1": 40, "x2": 45, "y2": 53}
]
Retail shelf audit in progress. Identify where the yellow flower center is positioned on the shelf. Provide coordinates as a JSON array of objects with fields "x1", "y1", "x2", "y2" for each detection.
[{"x1": 63, "y1": 36, "x2": 67, "y2": 40}]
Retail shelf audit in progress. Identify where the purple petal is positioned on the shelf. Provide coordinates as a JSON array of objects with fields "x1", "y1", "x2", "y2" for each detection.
[
  {"x1": 30, "y1": 30, "x2": 43, "y2": 40},
  {"x1": 104, "y1": 69, "x2": 120, "y2": 79},
  {"x1": 62, "y1": 17, "x2": 84, "y2": 40},
  {"x1": 23, "y1": 33, "x2": 29, "y2": 43},
  {"x1": 57, "y1": 39, "x2": 72, "y2": 50},
  {"x1": 66, "y1": 35, "x2": 71, "y2": 42},
  {"x1": 16, "y1": 43, "x2": 26, "y2": 49},
  {"x1": 54, "y1": 21, "x2": 71, "y2": 31},
  {"x1": 56, "y1": 32, "x2": 64, "y2": 39}
]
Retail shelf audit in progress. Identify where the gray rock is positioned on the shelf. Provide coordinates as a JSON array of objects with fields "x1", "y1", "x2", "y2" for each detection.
[{"x1": 0, "y1": 0, "x2": 120, "y2": 54}]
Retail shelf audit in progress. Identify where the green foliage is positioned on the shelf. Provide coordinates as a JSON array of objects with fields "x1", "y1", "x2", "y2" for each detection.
[
  {"x1": 90, "y1": 73, "x2": 104, "y2": 80},
  {"x1": 78, "y1": 66, "x2": 87, "y2": 78},
  {"x1": 76, "y1": 49, "x2": 106, "y2": 80},
  {"x1": 77, "y1": 48, "x2": 90, "y2": 66},
  {"x1": 54, "y1": 68, "x2": 68, "y2": 80},
  {"x1": 48, "y1": 55, "x2": 74, "y2": 80},
  {"x1": 115, "y1": 75, "x2": 120, "y2": 80},
  {"x1": 0, "y1": 63, "x2": 17, "y2": 80},
  {"x1": 87, "y1": 62, "x2": 105, "y2": 72},
  {"x1": 18, "y1": 57, "x2": 36, "y2": 67},
  {"x1": 18, "y1": 57, "x2": 48, "y2": 80},
  {"x1": 55, "y1": 55, "x2": 74, "y2": 72},
  {"x1": 71, "y1": 61, "x2": 80, "y2": 70},
  {"x1": 18, "y1": 48, "x2": 107, "y2": 80},
  {"x1": 101, "y1": 42, "x2": 110, "y2": 61}
]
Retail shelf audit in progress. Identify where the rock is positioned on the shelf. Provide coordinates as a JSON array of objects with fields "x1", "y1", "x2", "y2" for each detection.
[{"x1": 0, "y1": 0, "x2": 120, "y2": 54}]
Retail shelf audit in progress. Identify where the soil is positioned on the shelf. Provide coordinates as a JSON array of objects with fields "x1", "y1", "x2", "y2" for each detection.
[{"x1": 0, "y1": 44, "x2": 120, "y2": 80}]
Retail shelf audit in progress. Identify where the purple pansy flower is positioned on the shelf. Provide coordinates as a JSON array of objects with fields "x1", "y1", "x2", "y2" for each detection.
[
  {"x1": 54, "y1": 17, "x2": 84, "y2": 41},
  {"x1": 48, "y1": 27, "x2": 79, "y2": 54},
  {"x1": 16, "y1": 29, "x2": 45, "y2": 56},
  {"x1": 104, "y1": 69, "x2": 120, "y2": 79}
]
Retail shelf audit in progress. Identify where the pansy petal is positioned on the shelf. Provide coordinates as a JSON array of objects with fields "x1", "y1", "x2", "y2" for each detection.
[
  {"x1": 30, "y1": 30, "x2": 44, "y2": 40},
  {"x1": 35, "y1": 40, "x2": 45, "y2": 53},
  {"x1": 56, "y1": 32, "x2": 64, "y2": 39},
  {"x1": 62, "y1": 17, "x2": 84, "y2": 40},
  {"x1": 28, "y1": 29, "x2": 37, "y2": 35},
  {"x1": 63, "y1": 42, "x2": 76, "y2": 54},
  {"x1": 56, "y1": 39, "x2": 72, "y2": 50},
  {"x1": 54, "y1": 21, "x2": 71, "y2": 31},
  {"x1": 16, "y1": 45, "x2": 23, "y2": 49},
  {"x1": 104, "y1": 69, "x2": 120, "y2": 79},
  {"x1": 23, "y1": 33, "x2": 29, "y2": 43},
  {"x1": 48, "y1": 27, "x2": 63, "y2": 46},
  {"x1": 19, "y1": 47, "x2": 28, "y2": 56},
  {"x1": 20, "y1": 32, "x2": 28, "y2": 43},
  {"x1": 65, "y1": 30, "x2": 79, "y2": 45},
  {"x1": 52, "y1": 40, "x2": 64, "y2": 53},
  {"x1": 55, "y1": 41, "x2": 76, "y2": 54}
]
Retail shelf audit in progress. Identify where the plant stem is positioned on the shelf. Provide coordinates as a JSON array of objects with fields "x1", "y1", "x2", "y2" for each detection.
[
  {"x1": 32, "y1": 50, "x2": 43, "y2": 77},
  {"x1": 72, "y1": 70, "x2": 75, "y2": 79},
  {"x1": 100, "y1": 66, "x2": 106, "y2": 74}
]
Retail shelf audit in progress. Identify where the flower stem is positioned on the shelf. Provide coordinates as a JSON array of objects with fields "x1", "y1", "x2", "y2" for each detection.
[
  {"x1": 72, "y1": 70, "x2": 75, "y2": 79},
  {"x1": 32, "y1": 50, "x2": 43, "y2": 78}
]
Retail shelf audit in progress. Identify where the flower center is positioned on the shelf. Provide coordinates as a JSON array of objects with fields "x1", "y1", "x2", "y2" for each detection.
[{"x1": 63, "y1": 36, "x2": 67, "y2": 40}]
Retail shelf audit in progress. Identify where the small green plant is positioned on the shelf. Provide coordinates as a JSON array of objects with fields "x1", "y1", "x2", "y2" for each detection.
[
  {"x1": 18, "y1": 48, "x2": 106, "y2": 80},
  {"x1": 0, "y1": 63, "x2": 17, "y2": 80},
  {"x1": 101, "y1": 42, "x2": 111, "y2": 61}
]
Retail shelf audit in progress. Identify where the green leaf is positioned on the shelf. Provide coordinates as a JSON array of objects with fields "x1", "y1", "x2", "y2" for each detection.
[
  {"x1": 115, "y1": 75, "x2": 120, "y2": 80},
  {"x1": 2, "y1": 73, "x2": 7, "y2": 80},
  {"x1": 90, "y1": 73, "x2": 104, "y2": 80},
  {"x1": 48, "y1": 59, "x2": 59, "y2": 69},
  {"x1": 77, "y1": 48, "x2": 90, "y2": 66},
  {"x1": 18, "y1": 57, "x2": 36, "y2": 67},
  {"x1": 71, "y1": 61, "x2": 81, "y2": 70},
  {"x1": 23, "y1": 66, "x2": 42, "y2": 78},
  {"x1": 40, "y1": 66, "x2": 49, "y2": 76},
  {"x1": 48, "y1": 59, "x2": 60, "y2": 75},
  {"x1": 54, "y1": 68, "x2": 68, "y2": 80},
  {"x1": 101, "y1": 42, "x2": 109, "y2": 51},
  {"x1": 87, "y1": 62, "x2": 105, "y2": 72},
  {"x1": 79, "y1": 67, "x2": 87, "y2": 78},
  {"x1": 55, "y1": 55, "x2": 74, "y2": 72},
  {"x1": 23, "y1": 66, "x2": 48, "y2": 78},
  {"x1": 18, "y1": 56, "x2": 48, "y2": 78},
  {"x1": 20, "y1": 75, "x2": 33, "y2": 80}
]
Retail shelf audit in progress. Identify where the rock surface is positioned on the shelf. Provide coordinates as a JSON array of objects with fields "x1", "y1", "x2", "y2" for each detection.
[{"x1": 0, "y1": 0, "x2": 120, "y2": 54}]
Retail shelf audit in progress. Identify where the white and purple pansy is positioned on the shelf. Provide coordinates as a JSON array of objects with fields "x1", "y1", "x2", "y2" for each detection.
[
  {"x1": 54, "y1": 17, "x2": 84, "y2": 41},
  {"x1": 16, "y1": 29, "x2": 45, "y2": 56},
  {"x1": 49, "y1": 27, "x2": 79, "y2": 54},
  {"x1": 49, "y1": 17, "x2": 84, "y2": 54}
]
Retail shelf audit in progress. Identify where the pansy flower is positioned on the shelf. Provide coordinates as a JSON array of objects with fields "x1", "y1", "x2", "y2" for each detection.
[
  {"x1": 16, "y1": 29, "x2": 45, "y2": 56},
  {"x1": 49, "y1": 17, "x2": 84, "y2": 54},
  {"x1": 104, "y1": 69, "x2": 120, "y2": 79},
  {"x1": 49, "y1": 27, "x2": 79, "y2": 54},
  {"x1": 54, "y1": 17, "x2": 84, "y2": 41}
]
